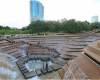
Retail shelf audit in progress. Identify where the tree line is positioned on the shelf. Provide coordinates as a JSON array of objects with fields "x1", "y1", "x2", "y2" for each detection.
[
  {"x1": 0, "y1": 19, "x2": 100, "y2": 34},
  {"x1": 22, "y1": 19, "x2": 100, "y2": 34},
  {"x1": 0, "y1": 25, "x2": 24, "y2": 35}
]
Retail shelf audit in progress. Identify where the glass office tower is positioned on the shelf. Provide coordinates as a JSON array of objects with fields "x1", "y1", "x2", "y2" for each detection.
[
  {"x1": 91, "y1": 16, "x2": 99, "y2": 23},
  {"x1": 30, "y1": 0, "x2": 44, "y2": 21}
]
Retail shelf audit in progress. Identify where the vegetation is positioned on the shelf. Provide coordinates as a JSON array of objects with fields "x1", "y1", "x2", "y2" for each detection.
[
  {"x1": 0, "y1": 25, "x2": 31, "y2": 35},
  {"x1": 0, "y1": 19, "x2": 100, "y2": 35},
  {"x1": 23, "y1": 19, "x2": 100, "y2": 34}
]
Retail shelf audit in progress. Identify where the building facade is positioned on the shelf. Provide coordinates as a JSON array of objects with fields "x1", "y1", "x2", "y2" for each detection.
[
  {"x1": 91, "y1": 16, "x2": 99, "y2": 23},
  {"x1": 30, "y1": 0, "x2": 44, "y2": 22}
]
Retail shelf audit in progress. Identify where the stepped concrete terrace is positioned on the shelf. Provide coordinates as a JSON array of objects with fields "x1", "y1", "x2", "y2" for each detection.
[
  {"x1": 61, "y1": 40, "x2": 100, "y2": 80},
  {"x1": 0, "y1": 33, "x2": 100, "y2": 79}
]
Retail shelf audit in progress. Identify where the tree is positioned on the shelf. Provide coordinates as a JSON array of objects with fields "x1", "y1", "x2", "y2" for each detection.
[{"x1": 90, "y1": 22, "x2": 100, "y2": 30}]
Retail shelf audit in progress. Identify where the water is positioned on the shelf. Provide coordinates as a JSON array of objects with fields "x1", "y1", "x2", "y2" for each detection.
[
  {"x1": 25, "y1": 59, "x2": 52, "y2": 72},
  {"x1": 28, "y1": 76, "x2": 41, "y2": 80},
  {"x1": 0, "y1": 67, "x2": 17, "y2": 80}
]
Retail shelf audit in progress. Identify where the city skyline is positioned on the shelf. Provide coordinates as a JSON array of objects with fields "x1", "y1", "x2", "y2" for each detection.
[{"x1": 0, "y1": 0, "x2": 100, "y2": 28}]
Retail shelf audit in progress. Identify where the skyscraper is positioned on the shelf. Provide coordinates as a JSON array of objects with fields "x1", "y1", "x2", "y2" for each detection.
[
  {"x1": 91, "y1": 16, "x2": 99, "y2": 23},
  {"x1": 30, "y1": 0, "x2": 44, "y2": 22}
]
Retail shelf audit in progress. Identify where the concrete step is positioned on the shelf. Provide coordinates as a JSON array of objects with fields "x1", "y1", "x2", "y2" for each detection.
[
  {"x1": 88, "y1": 45, "x2": 100, "y2": 57},
  {"x1": 24, "y1": 71, "x2": 36, "y2": 79},
  {"x1": 35, "y1": 69, "x2": 42, "y2": 76},
  {"x1": 84, "y1": 48, "x2": 100, "y2": 63}
]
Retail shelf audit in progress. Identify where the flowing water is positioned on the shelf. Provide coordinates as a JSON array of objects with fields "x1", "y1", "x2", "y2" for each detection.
[{"x1": 25, "y1": 59, "x2": 52, "y2": 72}]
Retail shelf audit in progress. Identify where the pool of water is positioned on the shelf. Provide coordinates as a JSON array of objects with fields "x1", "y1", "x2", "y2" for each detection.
[
  {"x1": 25, "y1": 59, "x2": 52, "y2": 72},
  {"x1": 28, "y1": 76, "x2": 41, "y2": 80},
  {"x1": 28, "y1": 71, "x2": 61, "y2": 80}
]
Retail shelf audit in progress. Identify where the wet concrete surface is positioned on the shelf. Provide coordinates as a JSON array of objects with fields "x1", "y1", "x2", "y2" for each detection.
[{"x1": 0, "y1": 33, "x2": 100, "y2": 79}]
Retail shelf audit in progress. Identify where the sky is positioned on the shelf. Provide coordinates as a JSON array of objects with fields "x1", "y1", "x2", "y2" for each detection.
[{"x1": 0, "y1": 0, "x2": 100, "y2": 28}]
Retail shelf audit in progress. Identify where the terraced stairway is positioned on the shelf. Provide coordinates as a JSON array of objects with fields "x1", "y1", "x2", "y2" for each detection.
[
  {"x1": 0, "y1": 40, "x2": 22, "y2": 59},
  {"x1": 60, "y1": 40, "x2": 100, "y2": 80},
  {"x1": 83, "y1": 40, "x2": 100, "y2": 64},
  {"x1": 0, "y1": 34, "x2": 100, "y2": 79}
]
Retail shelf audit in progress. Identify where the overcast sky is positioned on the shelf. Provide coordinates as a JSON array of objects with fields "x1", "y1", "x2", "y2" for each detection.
[{"x1": 0, "y1": 0, "x2": 100, "y2": 28}]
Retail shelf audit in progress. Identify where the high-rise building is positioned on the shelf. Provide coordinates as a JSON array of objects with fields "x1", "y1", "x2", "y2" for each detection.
[
  {"x1": 91, "y1": 16, "x2": 99, "y2": 23},
  {"x1": 30, "y1": 0, "x2": 44, "y2": 22}
]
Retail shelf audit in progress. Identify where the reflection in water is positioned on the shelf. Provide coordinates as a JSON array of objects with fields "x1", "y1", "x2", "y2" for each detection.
[{"x1": 25, "y1": 59, "x2": 52, "y2": 72}]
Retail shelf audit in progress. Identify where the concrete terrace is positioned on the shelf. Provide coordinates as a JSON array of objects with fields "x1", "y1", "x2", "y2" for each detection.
[{"x1": 0, "y1": 33, "x2": 100, "y2": 79}]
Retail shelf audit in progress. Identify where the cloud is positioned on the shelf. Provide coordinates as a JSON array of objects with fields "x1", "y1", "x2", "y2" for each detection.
[
  {"x1": 43, "y1": 0, "x2": 100, "y2": 22},
  {"x1": 0, "y1": 0, "x2": 30, "y2": 28},
  {"x1": 0, "y1": 0, "x2": 99, "y2": 28}
]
